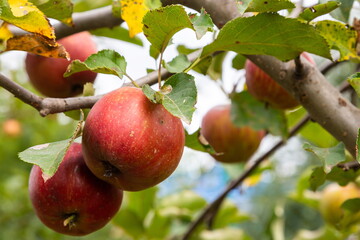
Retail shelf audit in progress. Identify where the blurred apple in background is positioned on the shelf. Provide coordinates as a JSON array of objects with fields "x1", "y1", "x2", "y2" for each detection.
[
  {"x1": 201, "y1": 104, "x2": 265, "y2": 163},
  {"x1": 2, "y1": 119, "x2": 22, "y2": 137}
]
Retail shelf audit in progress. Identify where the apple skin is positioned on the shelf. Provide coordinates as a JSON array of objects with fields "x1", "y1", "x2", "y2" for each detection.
[
  {"x1": 82, "y1": 87, "x2": 185, "y2": 191},
  {"x1": 200, "y1": 105, "x2": 265, "y2": 163},
  {"x1": 28, "y1": 143, "x2": 123, "y2": 236},
  {"x1": 319, "y1": 183, "x2": 360, "y2": 227},
  {"x1": 25, "y1": 32, "x2": 97, "y2": 98},
  {"x1": 245, "y1": 53, "x2": 315, "y2": 109}
]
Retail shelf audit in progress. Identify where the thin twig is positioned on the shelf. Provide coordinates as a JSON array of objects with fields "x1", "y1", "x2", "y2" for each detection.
[{"x1": 181, "y1": 115, "x2": 310, "y2": 240}]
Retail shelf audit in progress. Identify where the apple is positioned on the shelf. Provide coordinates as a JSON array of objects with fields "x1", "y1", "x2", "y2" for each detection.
[
  {"x1": 82, "y1": 87, "x2": 185, "y2": 191},
  {"x1": 25, "y1": 31, "x2": 97, "y2": 98},
  {"x1": 245, "y1": 53, "x2": 315, "y2": 109},
  {"x1": 319, "y1": 183, "x2": 360, "y2": 227},
  {"x1": 28, "y1": 142, "x2": 123, "y2": 236},
  {"x1": 2, "y1": 119, "x2": 22, "y2": 137},
  {"x1": 200, "y1": 105, "x2": 265, "y2": 163}
]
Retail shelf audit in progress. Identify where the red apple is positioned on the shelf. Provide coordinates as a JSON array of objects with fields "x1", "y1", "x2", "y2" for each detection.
[
  {"x1": 201, "y1": 105, "x2": 265, "y2": 163},
  {"x1": 28, "y1": 142, "x2": 123, "y2": 236},
  {"x1": 25, "y1": 31, "x2": 97, "y2": 98},
  {"x1": 82, "y1": 87, "x2": 185, "y2": 191},
  {"x1": 245, "y1": 53, "x2": 315, "y2": 109}
]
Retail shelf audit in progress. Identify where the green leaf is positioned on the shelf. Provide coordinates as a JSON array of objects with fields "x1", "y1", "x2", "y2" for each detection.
[
  {"x1": 303, "y1": 142, "x2": 346, "y2": 173},
  {"x1": 326, "y1": 166, "x2": 359, "y2": 186},
  {"x1": 207, "y1": 52, "x2": 227, "y2": 80},
  {"x1": 309, "y1": 166, "x2": 326, "y2": 191},
  {"x1": 212, "y1": 200, "x2": 251, "y2": 229},
  {"x1": 232, "y1": 54, "x2": 246, "y2": 70},
  {"x1": 231, "y1": 91, "x2": 288, "y2": 137},
  {"x1": 315, "y1": 20, "x2": 360, "y2": 62},
  {"x1": 357, "y1": 128, "x2": 360, "y2": 162},
  {"x1": 320, "y1": 0, "x2": 355, "y2": 23},
  {"x1": 30, "y1": 0, "x2": 73, "y2": 25},
  {"x1": 161, "y1": 73, "x2": 197, "y2": 124},
  {"x1": 112, "y1": 209, "x2": 145, "y2": 238},
  {"x1": 201, "y1": 13, "x2": 331, "y2": 61},
  {"x1": 144, "y1": 0, "x2": 162, "y2": 9},
  {"x1": 163, "y1": 54, "x2": 191, "y2": 73},
  {"x1": 236, "y1": 0, "x2": 252, "y2": 14},
  {"x1": 64, "y1": 49, "x2": 127, "y2": 79},
  {"x1": 347, "y1": 73, "x2": 360, "y2": 97},
  {"x1": 199, "y1": 228, "x2": 250, "y2": 240},
  {"x1": 144, "y1": 210, "x2": 171, "y2": 238},
  {"x1": 18, "y1": 139, "x2": 70, "y2": 178},
  {"x1": 341, "y1": 198, "x2": 360, "y2": 212},
  {"x1": 124, "y1": 187, "x2": 158, "y2": 221},
  {"x1": 90, "y1": 26, "x2": 143, "y2": 46},
  {"x1": 189, "y1": 8, "x2": 214, "y2": 40},
  {"x1": 246, "y1": 0, "x2": 295, "y2": 13},
  {"x1": 185, "y1": 129, "x2": 216, "y2": 154},
  {"x1": 143, "y1": 5, "x2": 195, "y2": 54},
  {"x1": 299, "y1": 1, "x2": 340, "y2": 22},
  {"x1": 193, "y1": 56, "x2": 212, "y2": 75},
  {"x1": 159, "y1": 190, "x2": 207, "y2": 212},
  {"x1": 142, "y1": 84, "x2": 158, "y2": 103},
  {"x1": 177, "y1": 45, "x2": 199, "y2": 55}
]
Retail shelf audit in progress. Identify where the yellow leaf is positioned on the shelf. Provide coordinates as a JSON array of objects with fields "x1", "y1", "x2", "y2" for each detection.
[
  {"x1": 2, "y1": 0, "x2": 55, "y2": 39},
  {"x1": 5, "y1": 34, "x2": 69, "y2": 59},
  {"x1": 120, "y1": 0, "x2": 148, "y2": 37},
  {"x1": 0, "y1": 23, "x2": 13, "y2": 51}
]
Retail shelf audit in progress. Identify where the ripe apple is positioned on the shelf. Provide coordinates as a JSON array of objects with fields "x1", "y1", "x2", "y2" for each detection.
[
  {"x1": 245, "y1": 53, "x2": 315, "y2": 109},
  {"x1": 319, "y1": 183, "x2": 360, "y2": 227},
  {"x1": 2, "y1": 119, "x2": 22, "y2": 137},
  {"x1": 200, "y1": 105, "x2": 265, "y2": 163},
  {"x1": 82, "y1": 87, "x2": 185, "y2": 191},
  {"x1": 28, "y1": 142, "x2": 123, "y2": 236},
  {"x1": 25, "y1": 31, "x2": 97, "y2": 98}
]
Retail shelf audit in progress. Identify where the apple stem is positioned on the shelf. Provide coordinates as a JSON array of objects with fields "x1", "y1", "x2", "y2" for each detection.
[
  {"x1": 158, "y1": 51, "x2": 166, "y2": 89},
  {"x1": 125, "y1": 73, "x2": 140, "y2": 88},
  {"x1": 63, "y1": 214, "x2": 77, "y2": 229}
]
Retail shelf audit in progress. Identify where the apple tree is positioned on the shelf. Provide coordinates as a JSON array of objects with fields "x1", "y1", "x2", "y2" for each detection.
[{"x1": 0, "y1": 0, "x2": 360, "y2": 239}]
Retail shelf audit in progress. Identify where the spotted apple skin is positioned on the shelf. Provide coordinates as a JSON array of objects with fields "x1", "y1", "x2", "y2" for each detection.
[
  {"x1": 29, "y1": 143, "x2": 123, "y2": 236},
  {"x1": 201, "y1": 105, "x2": 265, "y2": 163},
  {"x1": 82, "y1": 87, "x2": 185, "y2": 191}
]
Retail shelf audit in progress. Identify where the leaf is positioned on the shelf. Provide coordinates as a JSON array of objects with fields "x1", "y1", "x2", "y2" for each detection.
[
  {"x1": 320, "y1": 0, "x2": 355, "y2": 23},
  {"x1": 112, "y1": 209, "x2": 145, "y2": 238},
  {"x1": 125, "y1": 187, "x2": 158, "y2": 221},
  {"x1": 143, "y1": 5, "x2": 194, "y2": 55},
  {"x1": 4, "y1": 34, "x2": 68, "y2": 58},
  {"x1": 230, "y1": 91, "x2": 288, "y2": 138},
  {"x1": 212, "y1": 200, "x2": 251, "y2": 229},
  {"x1": 90, "y1": 26, "x2": 143, "y2": 46},
  {"x1": 0, "y1": 23, "x2": 13, "y2": 51},
  {"x1": 299, "y1": 1, "x2": 340, "y2": 22},
  {"x1": 315, "y1": 20, "x2": 360, "y2": 62},
  {"x1": 357, "y1": 128, "x2": 360, "y2": 162},
  {"x1": 120, "y1": 0, "x2": 148, "y2": 37},
  {"x1": 185, "y1": 129, "x2": 216, "y2": 154},
  {"x1": 207, "y1": 52, "x2": 226, "y2": 80},
  {"x1": 236, "y1": 0, "x2": 252, "y2": 14},
  {"x1": 1, "y1": 0, "x2": 55, "y2": 39},
  {"x1": 161, "y1": 73, "x2": 197, "y2": 124},
  {"x1": 326, "y1": 166, "x2": 359, "y2": 186},
  {"x1": 347, "y1": 72, "x2": 360, "y2": 97},
  {"x1": 303, "y1": 142, "x2": 346, "y2": 173},
  {"x1": 29, "y1": 0, "x2": 73, "y2": 25},
  {"x1": 18, "y1": 139, "x2": 70, "y2": 178},
  {"x1": 144, "y1": 0, "x2": 162, "y2": 9},
  {"x1": 159, "y1": 190, "x2": 207, "y2": 212},
  {"x1": 64, "y1": 49, "x2": 127, "y2": 79},
  {"x1": 309, "y1": 166, "x2": 326, "y2": 191},
  {"x1": 189, "y1": 8, "x2": 214, "y2": 40},
  {"x1": 200, "y1": 228, "x2": 250, "y2": 240},
  {"x1": 246, "y1": 0, "x2": 295, "y2": 13},
  {"x1": 163, "y1": 54, "x2": 191, "y2": 73},
  {"x1": 232, "y1": 54, "x2": 246, "y2": 70},
  {"x1": 201, "y1": 13, "x2": 331, "y2": 61},
  {"x1": 144, "y1": 210, "x2": 171, "y2": 238},
  {"x1": 341, "y1": 198, "x2": 360, "y2": 212}
]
